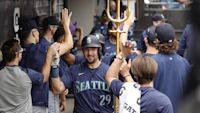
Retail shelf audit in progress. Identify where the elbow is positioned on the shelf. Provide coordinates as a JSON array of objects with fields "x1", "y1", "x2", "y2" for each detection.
[{"x1": 52, "y1": 85, "x2": 65, "y2": 95}]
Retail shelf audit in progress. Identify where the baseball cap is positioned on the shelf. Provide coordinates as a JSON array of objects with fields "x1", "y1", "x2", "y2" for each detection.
[
  {"x1": 18, "y1": 16, "x2": 39, "y2": 41},
  {"x1": 53, "y1": 27, "x2": 64, "y2": 42},
  {"x1": 19, "y1": 17, "x2": 38, "y2": 32},
  {"x1": 152, "y1": 13, "x2": 165, "y2": 22},
  {"x1": 42, "y1": 16, "x2": 59, "y2": 28},
  {"x1": 155, "y1": 23, "x2": 175, "y2": 43},
  {"x1": 146, "y1": 26, "x2": 156, "y2": 43}
]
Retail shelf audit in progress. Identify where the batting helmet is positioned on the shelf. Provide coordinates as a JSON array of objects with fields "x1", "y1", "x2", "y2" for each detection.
[
  {"x1": 82, "y1": 35, "x2": 101, "y2": 48},
  {"x1": 93, "y1": 33, "x2": 105, "y2": 45}
]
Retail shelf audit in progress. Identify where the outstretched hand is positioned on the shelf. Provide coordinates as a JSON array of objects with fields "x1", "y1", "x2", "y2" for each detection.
[
  {"x1": 61, "y1": 8, "x2": 72, "y2": 28},
  {"x1": 120, "y1": 59, "x2": 131, "y2": 77},
  {"x1": 48, "y1": 42, "x2": 60, "y2": 56},
  {"x1": 120, "y1": 40, "x2": 134, "y2": 57}
]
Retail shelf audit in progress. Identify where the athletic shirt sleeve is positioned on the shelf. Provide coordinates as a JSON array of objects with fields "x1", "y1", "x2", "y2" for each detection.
[
  {"x1": 74, "y1": 55, "x2": 85, "y2": 65},
  {"x1": 60, "y1": 70, "x2": 73, "y2": 89},
  {"x1": 109, "y1": 79, "x2": 123, "y2": 97},
  {"x1": 21, "y1": 67, "x2": 44, "y2": 85}
]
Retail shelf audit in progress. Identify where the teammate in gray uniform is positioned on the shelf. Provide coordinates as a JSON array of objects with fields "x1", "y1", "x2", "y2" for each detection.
[{"x1": 0, "y1": 39, "x2": 58, "y2": 113}]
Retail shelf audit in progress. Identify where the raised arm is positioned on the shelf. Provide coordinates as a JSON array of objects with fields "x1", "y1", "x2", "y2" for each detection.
[
  {"x1": 119, "y1": 59, "x2": 133, "y2": 82},
  {"x1": 106, "y1": 41, "x2": 134, "y2": 86},
  {"x1": 120, "y1": 11, "x2": 135, "y2": 43},
  {"x1": 58, "y1": 8, "x2": 73, "y2": 56},
  {"x1": 41, "y1": 42, "x2": 60, "y2": 82},
  {"x1": 62, "y1": 52, "x2": 76, "y2": 66}
]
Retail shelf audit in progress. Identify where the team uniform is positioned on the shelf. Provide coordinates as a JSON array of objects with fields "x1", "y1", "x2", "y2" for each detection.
[
  {"x1": 177, "y1": 24, "x2": 193, "y2": 64},
  {"x1": 0, "y1": 65, "x2": 43, "y2": 113},
  {"x1": 152, "y1": 53, "x2": 190, "y2": 113},
  {"x1": 20, "y1": 39, "x2": 50, "y2": 110},
  {"x1": 20, "y1": 37, "x2": 60, "y2": 113},
  {"x1": 109, "y1": 80, "x2": 173, "y2": 113},
  {"x1": 136, "y1": 30, "x2": 147, "y2": 52},
  {"x1": 104, "y1": 38, "x2": 116, "y2": 57},
  {"x1": 62, "y1": 62, "x2": 114, "y2": 113},
  {"x1": 90, "y1": 23, "x2": 108, "y2": 37}
]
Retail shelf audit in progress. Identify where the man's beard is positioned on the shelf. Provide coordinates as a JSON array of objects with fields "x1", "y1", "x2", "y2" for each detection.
[{"x1": 86, "y1": 58, "x2": 96, "y2": 64}]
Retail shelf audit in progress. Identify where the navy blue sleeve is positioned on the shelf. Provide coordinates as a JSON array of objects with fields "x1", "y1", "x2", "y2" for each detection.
[
  {"x1": 75, "y1": 55, "x2": 85, "y2": 65},
  {"x1": 101, "y1": 55, "x2": 115, "y2": 65},
  {"x1": 109, "y1": 80, "x2": 123, "y2": 97},
  {"x1": 21, "y1": 67, "x2": 44, "y2": 85},
  {"x1": 60, "y1": 68, "x2": 73, "y2": 89},
  {"x1": 136, "y1": 30, "x2": 147, "y2": 52},
  {"x1": 177, "y1": 26, "x2": 188, "y2": 56},
  {"x1": 157, "y1": 96, "x2": 174, "y2": 113}
]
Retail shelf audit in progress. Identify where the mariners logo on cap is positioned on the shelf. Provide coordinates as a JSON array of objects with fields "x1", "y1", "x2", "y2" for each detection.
[{"x1": 87, "y1": 37, "x2": 92, "y2": 44}]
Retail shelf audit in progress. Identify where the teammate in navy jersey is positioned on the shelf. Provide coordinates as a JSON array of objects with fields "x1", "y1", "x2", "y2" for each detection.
[
  {"x1": 90, "y1": 10, "x2": 109, "y2": 37},
  {"x1": 103, "y1": 21, "x2": 118, "y2": 57},
  {"x1": 152, "y1": 23, "x2": 190, "y2": 113},
  {"x1": 137, "y1": 13, "x2": 166, "y2": 53},
  {"x1": 143, "y1": 26, "x2": 158, "y2": 56},
  {"x1": 19, "y1": 8, "x2": 72, "y2": 113},
  {"x1": 106, "y1": 41, "x2": 173, "y2": 113},
  {"x1": 177, "y1": 24, "x2": 193, "y2": 64},
  {"x1": 62, "y1": 35, "x2": 114, "y2": 113}
]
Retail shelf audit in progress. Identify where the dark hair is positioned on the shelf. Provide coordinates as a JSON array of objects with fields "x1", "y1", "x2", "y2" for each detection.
[
  {"x1": 53, "y1": 27, "x2": 64, "y2": 42},
  {"x1": 108, "y1": 21, "x2": 114, "y2": 30},
  {"x1": 18, "y1": 30, "x2": 31, "y2": 45},
  {"x1": 146, "y1": 26, "x2": 156, "y2": 47},
  {"x1": 131, "y1": 55, "x2": 158, "y2": 84},
  {"x1": 1, "y1": 39, "x2": 22, "y2": 63},
  {"x1": 156, "y1": 39, "x2": 179, "y2": 53}
]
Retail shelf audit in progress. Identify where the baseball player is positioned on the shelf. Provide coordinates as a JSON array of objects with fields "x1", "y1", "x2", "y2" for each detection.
[
  {"x1": 0, "y1": 39, "x2": 58, "y2": 112},
  {"x1": 106, "y1": 41, "x2": 173, "y2": 113},
  {"x1": 177, "y1": 24, "x2": 193, "y2": 64},
  {"x1": 137, "y1": 13, "x2": 166, "y2": 53},
  {"x1": 152, "y1": 23, "x2": 190, "y2": 113},
  {"x1": 61, "y1": 35, "x2": 114, "y2": 113},
  {"x1": 19, "y1": 8, "x2": 72, "y2": 113}
]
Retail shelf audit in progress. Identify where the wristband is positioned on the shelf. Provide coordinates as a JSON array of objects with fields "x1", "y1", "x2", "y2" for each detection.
[
  {"x1": 50, "y1": 66, "x2": 59, "y2": 78},
  {"x1": 116, "y1": 54, "x2": 126, "y2": 61},
  {"x1": 123, "y1": 74, "x2": 131, "y2": 78}
]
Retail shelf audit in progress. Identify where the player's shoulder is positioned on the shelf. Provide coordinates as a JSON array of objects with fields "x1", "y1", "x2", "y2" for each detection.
[
  {"x1": 142, "y1": 88, "x2": 171, "y2": 105},
  {"x1": 70, "y1": 63, "x2": 83, "y2": 71},
  {"x1": 99, "y1": 62, "x2": 109, "y2": 70}
]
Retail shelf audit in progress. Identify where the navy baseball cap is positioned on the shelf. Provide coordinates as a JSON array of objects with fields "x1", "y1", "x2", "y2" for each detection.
[
  {"x1": 18, "y1": 16, "x2": 40, "y2": 41},
  {"x1": 19, "y1": 17, "x2": 38, "y2": 32},
  {"x1": 42, "y1": 16, "x2": 59, "y2": 28},
  {"x1": 155, "y1": 23, "x2": 175, "y2": 43},
  {"x1": 146, "y1": 26, "x2": 156, "y2": 43},
  {"x1": 152, "y1": 13, "x2": 165, "y2": 22}
]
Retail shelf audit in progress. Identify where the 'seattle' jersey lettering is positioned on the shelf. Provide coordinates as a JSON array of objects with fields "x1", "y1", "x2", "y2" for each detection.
[{"x1": 75, "y1": 80, "x2": 109, "y2": 93}]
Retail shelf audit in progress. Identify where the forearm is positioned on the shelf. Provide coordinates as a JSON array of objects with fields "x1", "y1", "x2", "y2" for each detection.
[
  {"x1": 123, "y1": 74, "x2": 134, "y2": 82},
  {"x1": 120, "y1": 25, "x2": 129, "y2": 43},
  {"x1": 106, "y1": 55, "x2": 125, "y2": 86},
  {"x1": 51, "y1": 78, "x2": 65, "y2": 95},
  {"x1": 41, "y1": 53, "x2": 53, "y2": 82},
  {"x1": 59, "y1": 26, "x2": 74, "y2": 56},
  {"x1": 62, "y1": 52, "x2": 76, "y2": 66},
  {"x1": 77, "y1": 28, "x2": 84, "y2": 47}
]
